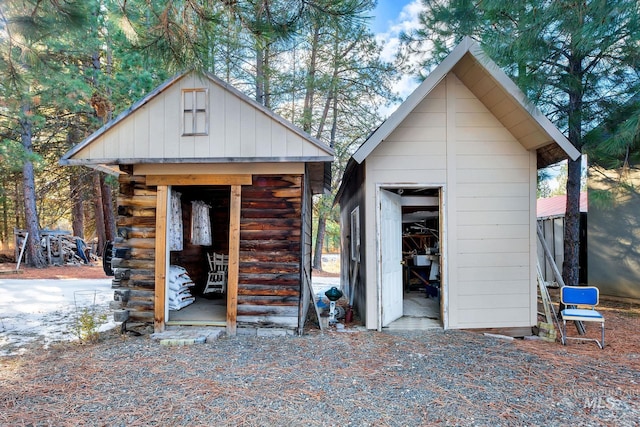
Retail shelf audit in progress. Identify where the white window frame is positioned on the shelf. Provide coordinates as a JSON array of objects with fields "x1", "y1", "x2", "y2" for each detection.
[{"x1": 182, "y1": 88, "x2": 209, "y2": 136}]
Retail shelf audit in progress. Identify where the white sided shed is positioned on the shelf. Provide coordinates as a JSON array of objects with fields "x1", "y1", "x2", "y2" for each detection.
[{"x1": 336, "y1": 38, "x2": 580, "y2": 333}]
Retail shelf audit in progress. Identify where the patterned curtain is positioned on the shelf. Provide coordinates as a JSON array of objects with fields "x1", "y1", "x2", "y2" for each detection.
[
  {"x1": 168, "y1": 191, "x2": 183, "y2": 251},
  {"x1": 191, "y1": 200, "x2": 212, "y2": 246}
]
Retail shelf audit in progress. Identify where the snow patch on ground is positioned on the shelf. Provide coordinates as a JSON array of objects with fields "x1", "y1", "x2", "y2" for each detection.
[
  {"x1": 0, "y1": 276, "x2": 340, "y2": 357},
  {"x1": 0, "y1": 279, "x2": 115, "y2": 356}
]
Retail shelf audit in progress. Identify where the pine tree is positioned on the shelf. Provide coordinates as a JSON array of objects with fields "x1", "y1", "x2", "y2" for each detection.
[{"x1": 402, "y1": 0, "x2": 640, "y2": 286}]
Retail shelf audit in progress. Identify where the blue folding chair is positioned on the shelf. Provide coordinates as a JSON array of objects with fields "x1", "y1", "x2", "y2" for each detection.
[{"x1": 560, "y1": 286, "x2": 605, "y2": 349}]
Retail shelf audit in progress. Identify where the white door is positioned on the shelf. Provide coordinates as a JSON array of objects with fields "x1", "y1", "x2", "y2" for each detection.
[{"x1": 380, "y1": 189, "x2": 403, "y2": 326}]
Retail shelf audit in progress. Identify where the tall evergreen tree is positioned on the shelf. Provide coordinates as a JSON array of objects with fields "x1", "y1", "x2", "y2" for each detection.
[
  {"x1": 402, "y1": 0, "x2": 640, "y2": 286},
  {"x1": 0, "y1": 0, "x2": 89, "y2": 266}
]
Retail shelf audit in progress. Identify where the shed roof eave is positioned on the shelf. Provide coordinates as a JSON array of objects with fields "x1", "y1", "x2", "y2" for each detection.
[
  {"x1": 352, "y1": 37, "x2": 580, "y2": 165},
  {"x1": 61, "y1": 155, "x2": 334, "y2": 166}
]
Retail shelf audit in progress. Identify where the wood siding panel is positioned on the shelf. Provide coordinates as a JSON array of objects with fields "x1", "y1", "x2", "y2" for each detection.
[
  {"x1": 450, "y1": 73, "x2": 533, "y2": 329},
  {"x1": 458, "y1": 266, "x2": 530, "y2": 282},
  {"x1": 457, "y1": 127, "x2": 518, "y2": 143},
  {"x1": 457, "y1": 210, "x2": 530, "y2": 226},
  {"x1": 458, "y1": 238, "x2": 529, "y2": 254},
  {"x1": 286, "y1": 132, "x2": 303, "y2": 157},
  {"x1": 210, "y1": 84, "x2": 226, "y2": 155},
  {"x1": 457, "y1": 168, "x2": 529, "y2": 184},
  {"x1": 368, "y1": 155, "x2": 447, "y2": 171},
  {"x1": 134, "y1": 106, "x2": 150, "y2": 158},
  {"x1": 458, "y1": 224, "x2": 530, "y2": 240},
  {"x1": 456, "y1": 154, "x2": 530, "y2": 169},
  {"x1": 69, "y1": 72, "x2": 332, "y2": 163},
  {"x1": 457, "y1": 307, "x2": 531, "y2": 327},
  {"x1": 457, "y1": 140, "x2": 525, "y2": 156},
  {"x1": 404, "y1": 112, "x2": 448, "y2": 127},
  {"x1": 457, "y1": 252, "x2": 529, "y2": 268},
  {"x1": 456, "y1": 182, "x2": 529, "y2": 197},
  {"x1": 119, "y1": 117, "x2": 134, "y2": 158},
  {"x1": 370, "y1": 140, "x2": 446, "y2": 157},
  {"x1": 271, "y1": 119, "x2": 287, "y2": 157},
  {"x1": 224, "y1": 91, "x2": 242, "y2": 157},
  {"x1": 457, "y1": 196, "x2": 529, "y2": 212},
  {"x1": 255, "y1": 113, "x2": 272, "y2": 157},
  {"x1": 385, "y1": 126, "x2": 447, "y2": 143},
  {"x1": 458, "y1": 280, "x2": 530, "y2": 296},
  {"x1": 240, "y1": 102, "x2": 257, "y2": 157}
]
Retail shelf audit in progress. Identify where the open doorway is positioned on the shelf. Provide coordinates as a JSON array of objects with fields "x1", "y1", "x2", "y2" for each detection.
[
  {"x1": 379, "y1": 186, "x2": 443, "y2": 330},
  {"x1": 166, "y1": 185, "x2": 230, "y2": 326}
]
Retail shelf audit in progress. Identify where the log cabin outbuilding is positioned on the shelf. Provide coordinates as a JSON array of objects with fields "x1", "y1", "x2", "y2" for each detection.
[
  {"x1": 335, "y1": 38, "x2": 580, "y2": 333},
  {"x1": 61, "y1": 71, "x2": 333, "y2": 336}
]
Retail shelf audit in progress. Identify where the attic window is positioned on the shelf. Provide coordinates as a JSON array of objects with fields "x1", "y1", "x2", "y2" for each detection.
[{"x1": 182, "y1": 88, "x2": 208, "y2": 136}]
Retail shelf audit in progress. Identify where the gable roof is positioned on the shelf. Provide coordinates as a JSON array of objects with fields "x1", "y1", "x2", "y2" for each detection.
[
  {"x1": 60, "y1": 71, "x2": 334, "y2": 172},
  {"x1": 352, "y1": 37, "x2": 580, "y2": 168}
]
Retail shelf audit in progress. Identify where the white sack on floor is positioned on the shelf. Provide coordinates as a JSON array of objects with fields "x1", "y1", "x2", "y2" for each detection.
[{"x1": 168, "y1": 265, "x2": 195, "y2": 310}]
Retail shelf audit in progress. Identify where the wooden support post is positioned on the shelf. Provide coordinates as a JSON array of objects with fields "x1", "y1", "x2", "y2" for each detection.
[
  {"x1": 226, "y1": 185, "x2": 241, "y2": 336},
  {"x1": 154, "y1": 185, "x2": 168, "y2": 333}
]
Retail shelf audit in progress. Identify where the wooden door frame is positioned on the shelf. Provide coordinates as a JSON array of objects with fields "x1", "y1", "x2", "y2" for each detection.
[{"x1": 153, "y1": 174, "x2": 251, "y2": 335}]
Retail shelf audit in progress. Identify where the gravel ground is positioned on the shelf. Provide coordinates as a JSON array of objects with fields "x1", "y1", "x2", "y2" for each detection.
[{"x1": 1, "y1": 323, "x2": 639, "y2": 427}]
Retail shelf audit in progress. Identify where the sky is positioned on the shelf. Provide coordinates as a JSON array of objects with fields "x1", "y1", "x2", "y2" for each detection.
[{"x1": 368, "y1": 0, "x2": 424, "y2": 108}]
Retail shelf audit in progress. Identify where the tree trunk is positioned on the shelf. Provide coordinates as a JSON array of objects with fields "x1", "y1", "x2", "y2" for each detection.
[
  {"x1": 93, "y1": 171, "x2": 106, "y2": 256},
  {"x1": 562, "y1": 156, "x2": 582, "y2": 286},
  {"x1": 312, "y1": 212, "x2": 327, "y2": 270},
  {"x1": 70, "y1": 175, "x2": 84, "y2": 238},
  {"x1": 562, "y1": 49, "x2": 584, "y2": 288},
  {"x1": 1, "y1": 188, "x2": 8, "y2": 245},
  {"x1": 100, "y1": 174, "x2": 116, "y2": 241},
  {"x1": 19, "y1": 108, "x2": 46, "y2": 268},
  {"x1": 303, "y1": 25, "x2": 320, "y2": 133}
]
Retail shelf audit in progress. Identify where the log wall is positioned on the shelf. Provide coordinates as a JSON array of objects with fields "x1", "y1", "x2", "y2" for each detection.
[
  {"x1": 111, "y1": 173, "x2": 305, "y2": 328},
  {"x1": 112, "y1": 174, "x2": 157, "y2": 322},
  {"x1": 237, "y1": 175, "x2": 303, "y2": 328}
]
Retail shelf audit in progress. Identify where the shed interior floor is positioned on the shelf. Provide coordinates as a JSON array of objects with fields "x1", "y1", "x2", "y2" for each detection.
[
  {"x1": 385, "y1": 292, "x2": 441, "y2": 330},
  {"x1": 169, "y1": 296, "x2": 226, "y2": 322}
]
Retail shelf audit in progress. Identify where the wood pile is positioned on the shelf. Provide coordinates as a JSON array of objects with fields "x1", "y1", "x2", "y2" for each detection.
[
  {"x1": 14, "y1": 230, "x2": 97, "y2": 266},
  {"x1": 41, "y1": 233, "x2": 97, "y2": 266}
]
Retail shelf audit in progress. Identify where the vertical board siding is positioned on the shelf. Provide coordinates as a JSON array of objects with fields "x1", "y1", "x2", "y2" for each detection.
[
  {"x1": 72, "y1": 72, "x2": 328, "y2": 163},
  {"x1": 237, "y1": 175, "x2": 303, "y2": 328},
  {"x1": 112, "y1": 174, "x2": 157, "y2": 322},
  {"x1": 452, "y1": 73, "x2": 532, "y2": 328}
]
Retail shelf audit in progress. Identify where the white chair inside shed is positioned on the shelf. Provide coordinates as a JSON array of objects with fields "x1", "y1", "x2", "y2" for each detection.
[
  {"x1": 203, "y1": 252, "x2": 229, "y2": 294},
  {"x1": 560, "y1": 286, "x2": 605, "y2": 349}
]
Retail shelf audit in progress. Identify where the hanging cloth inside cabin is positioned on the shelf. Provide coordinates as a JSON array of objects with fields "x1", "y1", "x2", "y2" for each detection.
[
  {"x1": 191, "y1": 200, "x2": 212, "y2": 246},
  {"x1": 169, "y1": 191, "x2": 184, "y2": 251}
]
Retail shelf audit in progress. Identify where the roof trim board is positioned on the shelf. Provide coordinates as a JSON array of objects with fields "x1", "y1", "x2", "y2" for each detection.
[
  {"x1": 352, "y1": 37, "x2": 580, "y2": 165},
  {"x1": 59, "y1": 156, "x2": 334, "y2": 166}
]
